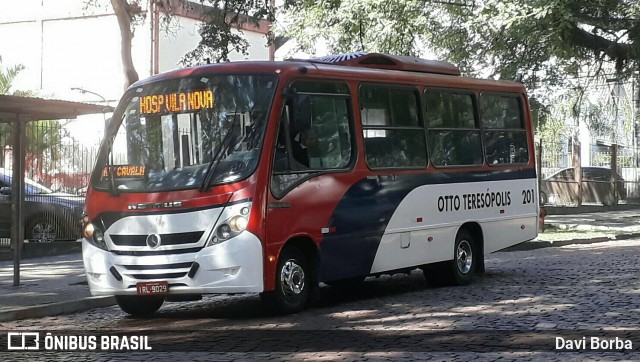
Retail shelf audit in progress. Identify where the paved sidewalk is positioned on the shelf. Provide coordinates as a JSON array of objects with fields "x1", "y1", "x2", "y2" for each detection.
[
  {"x1": 0, "y1": 208, "x2": 639, "y2": 322},
  {"x1": 0, "y1": 252, "x2": 115, "y2": 322}
]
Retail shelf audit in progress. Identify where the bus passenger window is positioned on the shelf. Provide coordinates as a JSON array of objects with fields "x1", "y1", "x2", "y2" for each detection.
[
  {"x1": 425, "y1": 90, "x2": 482, "y2": 167},
  {"x1": 480, "y1": 94, "x2": 528, "y2": 165},
  {"x1": 360, "y1": 85, "x2": 426, "y2": 169}
]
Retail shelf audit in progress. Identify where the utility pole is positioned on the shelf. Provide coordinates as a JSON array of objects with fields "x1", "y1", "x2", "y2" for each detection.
[
  {"x1": 71, "y1": 87, "x2": 110, "y2": 134},
  {"x1": 635, "y1": 73, "x2": 640, "y2": 165}
]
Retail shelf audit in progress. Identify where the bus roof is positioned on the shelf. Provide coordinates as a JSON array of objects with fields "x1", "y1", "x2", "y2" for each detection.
[
  {"x1": 131, "y1": 54, "x2": 525, "y2": 94},
  {"x1": 287, "y1": 53, "x2": 461, "y2": 76}
]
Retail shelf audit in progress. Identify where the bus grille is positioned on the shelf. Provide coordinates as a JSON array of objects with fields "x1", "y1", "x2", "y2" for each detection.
[
  {"x1": 111, "y1": 247, "x2": 203, "y2": 256},
  {"x1": 110, "y1": 231, "x2": 204, "y2": 247},
  {"x1": 129, "y1": 272, "x2": 187, "y2": 280},
  {"x1": 120, "y1": 262, "x2": 194, "y2": 280}
]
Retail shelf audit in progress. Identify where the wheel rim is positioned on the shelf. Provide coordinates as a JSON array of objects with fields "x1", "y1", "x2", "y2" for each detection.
[
  {"x1": 280, "y1": 260, "x2": 305, "y2": 297},
  {"x1": 32, "y1": 222, "x2": 56, "y2": 243},
  {"x1": 456, "y1": 240, "x2": 473, "y2": 274}
]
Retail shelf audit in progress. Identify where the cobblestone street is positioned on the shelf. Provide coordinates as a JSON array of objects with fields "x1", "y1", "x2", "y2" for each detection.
[{"x1": 2, "y1": 239, "x2": 639, "y2": 360}]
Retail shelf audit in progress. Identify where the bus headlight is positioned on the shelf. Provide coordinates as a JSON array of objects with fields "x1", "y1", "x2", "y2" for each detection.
[
  {"x1": 216, "y1": 224, "x2": 233, "y2": 239},
  {"x1": 229, "y1": 215, "x2": 248, "y2": 232},
  {"x1": 83, "y1": 221, "x2": 108, "y2": 251},
  {"x1": 213, "y1": 215, "x2": 248, "y2": 242},
  {"x1": 207, "y1": 202, "x2": 251, "y2": 247}
]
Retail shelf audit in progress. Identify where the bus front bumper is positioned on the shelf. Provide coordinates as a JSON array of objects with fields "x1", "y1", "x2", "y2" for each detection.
[{"x1": 82, "y1": 232, "x2": 264, "y2": 296}]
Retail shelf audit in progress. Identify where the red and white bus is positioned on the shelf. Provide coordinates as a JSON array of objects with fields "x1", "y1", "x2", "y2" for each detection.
[{"x1": 82, "y1": 53, "x2": 539, "y2": 315}]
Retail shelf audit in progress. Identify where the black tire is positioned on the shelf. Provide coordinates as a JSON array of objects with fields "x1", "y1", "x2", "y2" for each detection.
[
  {"x1": 422, "y1": 229, "x2": 477, "y2": 287},
  {"x1": 26, "y1": 217, "x2": 61, "y2": 243},
  {"x1": 450, "y1": 229, "x2": 476, "y2": 286},
  {"x1": 115, "y1": 295, "x2": 164, "y2": 316},
  {"x1": 421, "y1": 262, "x2": 451, "y2": 287},
  {"x1": 260, "y1": 246, "x2": 311, "y2": 314}
]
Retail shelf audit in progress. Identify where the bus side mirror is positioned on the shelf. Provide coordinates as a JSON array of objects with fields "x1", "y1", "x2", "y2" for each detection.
[
  {"x1": 282, "y1": 86, "x2": 294, "y2": 99},
  {"x1": 0, "y1": 186, "x2": 11, "y2": 195},
  {"x1": 291, "y1": 95, "x2": 312, "y2": 134}
]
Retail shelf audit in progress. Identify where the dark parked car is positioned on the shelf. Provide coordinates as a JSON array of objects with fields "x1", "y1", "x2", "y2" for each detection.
[
  {"x1": 0, "y1": 169, "x2": 84, "y2": 242},
  {"x1": 540, "y1": 166, "x2": 626, "y2": 206}
]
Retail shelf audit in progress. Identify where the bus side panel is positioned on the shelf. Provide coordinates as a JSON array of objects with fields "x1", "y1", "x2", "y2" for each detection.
[
  {"x1": 265, "y1": 171, "x2": 362, "y2": 287},
  {"x1": 369, "y1": 177, "x2": 538, "y2": 273},
  {"x1": 319, "y1": 175, "x2": 424, "y2": 282},
  {"x1": 369, "y1": 226, "x2": 457, "y2": 274},
  {"x1": 319, "y1": 169, "x2": 537, "y2": 281},
  {"x1": 482, "y1": 216, "x2": 538, "y2": 254}
]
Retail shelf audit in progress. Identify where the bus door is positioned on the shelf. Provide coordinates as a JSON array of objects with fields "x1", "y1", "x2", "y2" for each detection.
[{"x1": 267, "y1": 81, "x2": 359, "y2": 282}]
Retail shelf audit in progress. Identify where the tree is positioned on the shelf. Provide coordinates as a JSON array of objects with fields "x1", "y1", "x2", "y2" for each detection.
[
  {"x1": 437, "y1": 0, "x2": 640, "y2": 80},
  {"x1": 282, "y1": 0, "x2": 640, "y2": 80},
  {"x1": 110, "y1": 0, "x2": 142, "y2": 88},
  {"x1": 179, "y1": 0, "x2": 276, "y2": 66},
  {"x1": 281, "y1": 0, "x2": 432, "y2": 57},
  {"x1": 0, "y1": 56, "x2": 30, "y2": 148},
  {"x1": 86, "y1": 0, "x2": 275, "y2": 88},
  {"x1": 0, "y1": 56, "x2": 29, "y2": 96}
]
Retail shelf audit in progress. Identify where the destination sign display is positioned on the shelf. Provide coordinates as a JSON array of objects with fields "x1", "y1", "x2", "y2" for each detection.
[
  {"x1": 102, "y1": 165, "x2": 146, "y2": 178},
  {"x1": 139, "y1": 90, "x2": 214, "y2": 114}
]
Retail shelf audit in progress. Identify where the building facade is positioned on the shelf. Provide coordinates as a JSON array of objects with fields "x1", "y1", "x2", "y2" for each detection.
[{"x1": 0, "y1": 0, "x2": 273, "y2": 106}]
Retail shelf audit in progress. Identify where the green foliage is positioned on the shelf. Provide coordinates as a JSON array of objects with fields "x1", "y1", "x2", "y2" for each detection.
[
  {"x1": 180, "y1": 0, "x2": 276, "y2": 65},
  {"x1": 0, "y1": 56, "x2": 26, "y2": 95},
  {"x1": 0, "y1": 56, "x2": 65, "y2": 169},
  {"x1": 539, "y1": 116, "x2": 566, "y2": 141},
  {"x1": 281, "y1": 0, "x2": 640, "y2": 81},
  {"x1": 282, "y1": 0, "x2": 431, "y2": 56},
  {"x1": 538, "y1": 115, "x2": 568, "y2": 169}
]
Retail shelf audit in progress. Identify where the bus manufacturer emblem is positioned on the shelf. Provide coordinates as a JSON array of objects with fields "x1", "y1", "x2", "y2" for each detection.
[
  {"x1": 146, "y1": 234, "x2": 162, "y2": 248},
  {"x1": 128, "y1": 201, "x2": 183, "y2": 210}
]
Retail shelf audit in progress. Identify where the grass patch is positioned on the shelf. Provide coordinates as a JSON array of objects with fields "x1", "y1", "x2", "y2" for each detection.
[{"x1": 535, "y1": 225, "x2": 620, "y2": 242}]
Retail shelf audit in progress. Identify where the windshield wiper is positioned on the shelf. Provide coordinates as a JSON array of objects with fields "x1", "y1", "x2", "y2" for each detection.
[
  {"x1": 107, "y1": 144, "x2": 119, "y2": 197},
  {"x1": 200, "y1": 125, "x2": 235, "y2": 192}
]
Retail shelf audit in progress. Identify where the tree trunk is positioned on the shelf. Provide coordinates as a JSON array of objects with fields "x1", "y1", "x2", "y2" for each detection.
[{"x1": 111, "y1": 0, "x2": 140, "y2": 89}]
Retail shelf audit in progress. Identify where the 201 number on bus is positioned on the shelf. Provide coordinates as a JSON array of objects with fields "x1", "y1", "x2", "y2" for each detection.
[{"x1": 522, "y1": 189, "x2": 535, "y2": 204}]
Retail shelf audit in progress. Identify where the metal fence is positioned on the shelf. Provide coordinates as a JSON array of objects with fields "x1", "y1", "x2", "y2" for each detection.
[
  {"x1": 539, "y1": 141, "x2": 640, "y2": 206},
  {"x1": 0, "y1": 121, "x2": 97, "y2": 244},
  {"x1": 0, "y1": 122, "x2": 100, "y2": 194}
]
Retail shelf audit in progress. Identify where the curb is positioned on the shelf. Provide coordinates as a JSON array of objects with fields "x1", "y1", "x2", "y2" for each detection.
[
  {"x1": 501, "y1": 232, "x2": 640, "y2": 252},
  {"x1": 0, "y1": 241, "x2": 82, "y2": 262},
  {"x1": 0, "y1": 296, "x2": 116, "y2": 322}
]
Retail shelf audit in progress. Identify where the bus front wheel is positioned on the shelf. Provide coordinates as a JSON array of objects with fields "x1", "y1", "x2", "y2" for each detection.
[
  {"x1": 115, "y1": 295, "x2": 164, "y2": 316},
  {"x1": 260, "y1": 246, "x2": 310, "y2": 314}
]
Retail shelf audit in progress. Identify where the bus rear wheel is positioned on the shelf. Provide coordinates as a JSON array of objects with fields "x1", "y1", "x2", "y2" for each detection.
[
  {"x1": 451, "y1": 230, "x2": 476, "y2": 286},
  {"x1": 260, "y1": 246, "x2": 310, "y2": 315},
  {"x1": 422, "y1": 229, "x2": 477, "y2": 286},
  {"x1": 115, "y1": 295, "x2": 165, "y2": 316}
]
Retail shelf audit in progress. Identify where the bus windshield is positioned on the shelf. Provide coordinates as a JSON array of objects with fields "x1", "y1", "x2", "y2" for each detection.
[{"x1": 92, "y1": 74, "x2": 277, "y2": 193}]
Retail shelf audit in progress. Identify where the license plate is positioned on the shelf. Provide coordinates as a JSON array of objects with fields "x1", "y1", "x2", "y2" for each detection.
[{"x1": 136, "y1": 281, "x2": 169, "y2": 295}]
